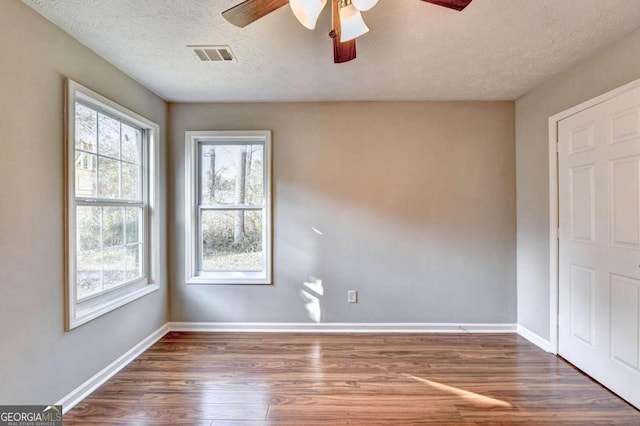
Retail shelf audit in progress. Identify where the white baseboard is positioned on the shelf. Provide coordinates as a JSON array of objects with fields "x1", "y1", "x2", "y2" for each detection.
[
  {"x1": 517, "y1": 324, "x2": 552, "y2": 352},
  {"x1": 57, "y1": 323, "x2": 169, "y2": 414},
  {"x1": 168, "y1": 322, "x2": 517, "y2": 333}
]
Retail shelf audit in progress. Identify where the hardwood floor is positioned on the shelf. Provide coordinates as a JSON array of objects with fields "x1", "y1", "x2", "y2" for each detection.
[{"x1": 64, "y1": 332, "x2": 640, "y2": 425}]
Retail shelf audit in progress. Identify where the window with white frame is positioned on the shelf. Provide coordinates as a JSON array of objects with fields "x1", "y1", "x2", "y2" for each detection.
[
  {"x1": 185, "y1": 131, "x2": 272, "y2": 285},
  {"x1": 66, "y1": 79, "x2": 159, "y2": 329}
]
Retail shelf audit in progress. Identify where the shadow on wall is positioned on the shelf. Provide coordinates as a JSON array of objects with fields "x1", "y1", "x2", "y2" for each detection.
[
  {"x1": 273, "y1": 103, "x2": 516, "y2": 323},
  {"x1": 274, "y1": 102, "x2": 514, "y2": 232},
  {"x1": 170, "y1": 102, "x2": 515, "y2": 323},
  {"x1": 278, "y1": 180, "x2": 513, "y2": 323}
]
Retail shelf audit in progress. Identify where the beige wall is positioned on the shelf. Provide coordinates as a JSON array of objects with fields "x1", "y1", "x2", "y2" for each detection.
[
  {"x1": 0, "y1": 1, "x2": 168, "y2": 404},
  {"x1": 169, "y1": 102, "x2": 516, "y2": 324},
  {"x1": 516, "y1": 27, "x2": 640, "y2": 339}
]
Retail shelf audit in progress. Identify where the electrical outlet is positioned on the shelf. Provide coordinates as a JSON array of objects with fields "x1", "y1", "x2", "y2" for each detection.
[{"x1": 347, "y1": 290, "x2": 357, "y2": 304}]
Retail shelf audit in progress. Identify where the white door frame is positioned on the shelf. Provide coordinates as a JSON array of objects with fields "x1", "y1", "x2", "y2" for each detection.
[{"x1": 547, "y1": 77, "x2": 640, "y2": 355}]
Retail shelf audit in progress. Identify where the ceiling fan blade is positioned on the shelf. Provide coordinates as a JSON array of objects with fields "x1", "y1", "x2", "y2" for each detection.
[
  {"x1": 222, "y1": 0, "x2": 289, "y2": 27},
  {"x1": 334, "y1": 38, "x2": 357, "y2": 64},
  {"x1": 420, "y1": 0, "x2": 472, "y2": 11},
  {"x1": 331, "y1": 0, "x2": 357, "y2": 63}
]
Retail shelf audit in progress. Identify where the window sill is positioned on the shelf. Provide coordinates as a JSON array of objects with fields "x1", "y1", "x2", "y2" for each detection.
[
  {"x1": 187, "y1": 273, "x2": 271, "y2": 285},
  {"x1": 68, "y1": 283, "x2": 160, "y2": 330}
]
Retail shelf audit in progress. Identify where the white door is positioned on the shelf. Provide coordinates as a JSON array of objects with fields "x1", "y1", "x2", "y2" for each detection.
[{"x1": 558, "y1": 85, "x2": 640, "y2": 409}]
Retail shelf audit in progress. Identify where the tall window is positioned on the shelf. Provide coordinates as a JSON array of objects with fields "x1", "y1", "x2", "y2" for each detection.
[
  {"x1": 185, "y1": 131, "x2": 272, "y2": 284},
  {"x1": 66, "y1": 79, "x2": 159, "y2": 329}
]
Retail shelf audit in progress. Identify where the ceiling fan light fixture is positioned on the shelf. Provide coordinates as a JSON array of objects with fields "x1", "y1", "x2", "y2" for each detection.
[
  {"x1": 290, "y1": 0, "x2": 328, "y2": 30},
  {"x1": 351, "y1": 0, "x2": 379, "y2": 12},
  {"x1": 339, "y1": 4, "x2": 369, "y2": 42}
]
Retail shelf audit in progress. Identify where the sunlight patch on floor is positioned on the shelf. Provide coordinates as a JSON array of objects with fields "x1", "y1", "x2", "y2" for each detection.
[{"x1": 403, "y1": 374, "x2": 513, "y2": 409}]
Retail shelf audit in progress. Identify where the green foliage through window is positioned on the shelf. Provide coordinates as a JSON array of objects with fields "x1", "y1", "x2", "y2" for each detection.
[
  {"x1": 199, "y1": 143, "x2": 265, "y2": 272},
  {"x1": 74, "y1": 101, "x2": 145, "y2": 300}
]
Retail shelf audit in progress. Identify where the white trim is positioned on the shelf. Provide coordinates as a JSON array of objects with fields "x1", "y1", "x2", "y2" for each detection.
[
  {"x1": 168, "y1": 322, "x2": 517, "y2": 333},
  {"x1": 71, "y1": 284, "x2": 159, "y2": 329},
  {"x1": 517, "y1": 324, "x2": 552, "y2": 352},
  {"x1": 547, "y1": 77, "x2": 640, "y2": 355},
  {"x1": 548, "y1": 116, "x2": 560, "y2": 355},
  {"x1": 57, "y1": 323, "x2": 169, "y2": 414},
  {"x1": 184, "y1": 130, "x2": 273, "y2": 285},
  {"x1": 65, "y1": 78, "x2": 161, "y2": 330}
]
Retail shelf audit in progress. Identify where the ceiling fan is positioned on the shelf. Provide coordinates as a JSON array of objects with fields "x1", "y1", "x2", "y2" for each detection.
[{"x1": 222, "y1": 0, "x2": 473, "y2": 64}]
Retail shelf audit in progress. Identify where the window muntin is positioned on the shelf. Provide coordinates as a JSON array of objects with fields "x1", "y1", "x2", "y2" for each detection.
[
  {"x1": 74, "y1": 101, "x2": 145, "y2": 301},
  {"x1": 185, "y1": 132, "x2": 272, "y2": 285},
  {"x1": 66, "y1": 79, "x2": 159, "y2": 329}
]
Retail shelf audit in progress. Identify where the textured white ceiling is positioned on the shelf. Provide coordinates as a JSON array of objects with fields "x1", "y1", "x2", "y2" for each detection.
[{"x1": 22, "y1": 0, "x2": 640, "y2": 102}]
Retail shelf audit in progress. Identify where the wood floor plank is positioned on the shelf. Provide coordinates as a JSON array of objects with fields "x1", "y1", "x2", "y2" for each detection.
[
  {"x1": 267, "y1": 403, "x2": 465, "y2": 422},
  {"x1": 64, "y1": 332, "x2": 640, "y2": 424},
  {"x1": 210, "y1": 422, "x2": 477, "y2": 426},
  {"x1": 64, "y1": 421, "x2": 213, "y2": 426},
  {"x1": 67, "y1": 401, "x2": 267, "y2": 421}
]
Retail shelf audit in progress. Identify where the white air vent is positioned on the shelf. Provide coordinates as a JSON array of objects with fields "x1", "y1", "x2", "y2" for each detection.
[{"x1": 189, "y1": 45, "x2": 236, "y2": 62}]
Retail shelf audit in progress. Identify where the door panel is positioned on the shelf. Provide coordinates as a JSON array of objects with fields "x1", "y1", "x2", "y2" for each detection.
[
  {"x1": 570, "y1": 165, "x2": 596, "y2": 242},
  {"x1": 610, "y1": 274, "x2": 640, "y2": 371},
  {"x1": 610, "y1": 156, "x2": 640, "y2": 248},
  {"x1": 570, "y1": 122, "x2": 595, "y2": 153},
  {"x1": 570, "y1": 265, "x2": 595, "y2": 345},
  {"x1": 558, "y1": 85, "x2": 640, "y2": 409},
  {"x1": 609, "y1": 106, "x2": 640, "y2": 145}
]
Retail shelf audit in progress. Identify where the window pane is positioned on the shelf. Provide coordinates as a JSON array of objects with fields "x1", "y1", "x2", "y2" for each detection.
[
  {"x1": 77, "y1": 206, "x2": 101, "y2": 251},
  {"x1": 202, "y1": 210, "x2": 263, "y2": 271},
  {"x1": 125, "y1": 207, "x2": 142, "y2": 244},
  {"x1": 98, "y1": 157, "x2": 120, "y2": 198},
  {"x1": 200, "y1": 144, "x2": 264, "y2": 206},
  {"x1": 121, "y1": 162, "x2": 140, "y2": 201},
  {"x1": 126, "y1": 244, "x2": 142, "y2": 281},
  {"x1": 103, "y1": 246, "x2": 125, "y2": 290},
  {"x1": 77, "y1": 249, "x2": 101, "y2": 300},
  {"x1": 68, "y1": 83, "x2": 158, "y2": 328},
  {"x1": 98, "y1": 113, "x2": 120, "y2": 159},
  {"x1": 122, "y1": 124, "x2": 141, "y2": 164},
  {"x1": 75, "y1": 152, "x2": 97, "y2": 197},
  {"x1": 75, "y1": 103, "x2": 97, "y2": 152},
  {"x1": 103, "y1": 207, "x2": 124, "y2": 248}
]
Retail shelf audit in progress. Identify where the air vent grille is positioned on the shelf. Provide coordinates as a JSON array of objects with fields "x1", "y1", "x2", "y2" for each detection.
[{"x1": 189, "y1": 45, "x2": 236, "y2": 62}]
